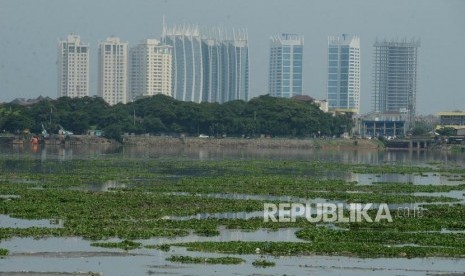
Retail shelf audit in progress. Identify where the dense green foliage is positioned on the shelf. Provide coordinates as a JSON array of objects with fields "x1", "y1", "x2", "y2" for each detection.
[
  {"x1": 0, "y1": 95, "x2": 352, "y2": 137},
  {"x1": 437, "y1": 127, "x2": 457, "y2": 136}
]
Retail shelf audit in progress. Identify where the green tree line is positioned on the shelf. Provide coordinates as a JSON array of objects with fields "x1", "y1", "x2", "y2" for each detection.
[{"x1": 0, "y1": 95, "x2": 353, "y2": 139}]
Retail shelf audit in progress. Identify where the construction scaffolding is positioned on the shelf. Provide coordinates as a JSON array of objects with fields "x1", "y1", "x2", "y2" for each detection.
[{"x1": 372, "y1": 38, "x2": 420, "y2": 127}]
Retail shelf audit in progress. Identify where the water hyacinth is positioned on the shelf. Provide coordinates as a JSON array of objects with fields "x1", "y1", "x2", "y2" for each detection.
[{"x1": 0, "y1": 155, "x2": 464, "y2": 258}]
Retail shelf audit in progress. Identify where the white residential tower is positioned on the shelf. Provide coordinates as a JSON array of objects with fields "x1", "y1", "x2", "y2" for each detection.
[
  {"x1": 129, "y1": 39, "x2": 172, "y2": 100},
  {"x1": 98, "y1": 37, "x2": 128, "y2": 105},
  {"x1": 57, "y1": 34, "x2": 90, "y2": 98}
]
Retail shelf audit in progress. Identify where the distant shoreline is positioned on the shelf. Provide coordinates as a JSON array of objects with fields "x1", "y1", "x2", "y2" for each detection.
[{"x1": 0, "y1": 135, "x2": 381, "y2": 150}]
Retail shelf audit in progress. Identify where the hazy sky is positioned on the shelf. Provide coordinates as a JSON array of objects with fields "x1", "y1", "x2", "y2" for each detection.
[{"x1": 0, "y1": 0, "x2": 464, "y2": 114}]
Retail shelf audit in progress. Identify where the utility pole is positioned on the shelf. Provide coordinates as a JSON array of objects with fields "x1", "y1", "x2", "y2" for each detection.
[{"x1": 132, "y1": 97, "x2": 136, "y2": 126}]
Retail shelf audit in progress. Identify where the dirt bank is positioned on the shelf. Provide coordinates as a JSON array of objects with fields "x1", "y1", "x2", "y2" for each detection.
[{"x1": 0, "y1": 135, "x2": 115, "y2": 146}]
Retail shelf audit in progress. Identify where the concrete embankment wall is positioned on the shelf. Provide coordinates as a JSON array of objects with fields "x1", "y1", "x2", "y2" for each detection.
[{"x1": 123, "y1": 136, "x2": 381, "y2": 150}]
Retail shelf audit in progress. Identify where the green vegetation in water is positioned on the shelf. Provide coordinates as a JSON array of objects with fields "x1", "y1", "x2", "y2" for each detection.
[
  {"x1": 90, "y1": 240, "x2": 142, "y2": 250},
  {"x1": 0, "y1": 186, "x2": 262, "y2": 239},
  {"x1": 252, "y1": 259, "x2": 276, "y2": 267},
  {"x1": 0, "y1": 155, "x2": 465, "y2": 259},
  {"x1": 3, "y1": 158, "x2": 462, "y2": 190},
  {"x1": 0, "y1": 248, "x2": 8, "y2": 256},
  {"x1": 145, "y1": 244, "x2": 170, "y2": 252},
  {"x1": 176, "y1": 240, "x2": 465, "y2": 258},
  {"x1": 166, "y1": 255, "x2": 245, "y2": 265},
  {"x1": 295, "y1": 227, "x2": 465, "y2": 249},
  {"x1": 162, "y1": 176, "x2": 459, "y2": 203},
  {"x1": 194, "y1": 228, "x2": 220, "y2": 237}
]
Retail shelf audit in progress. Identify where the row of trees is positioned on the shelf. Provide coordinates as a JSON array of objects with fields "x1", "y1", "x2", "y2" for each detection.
[{"x1": 0, "y1": 95, "x2": 353, "y2": 140}]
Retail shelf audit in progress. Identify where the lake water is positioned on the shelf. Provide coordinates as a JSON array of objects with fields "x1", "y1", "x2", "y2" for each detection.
[
  {"x1": 2, "y1": 143, "x2": 465, "y2": 166},
  {"x1": 0, "y1": 143, "x2": 464, "y2": 275},
  {"x1": 0, "y1": 214, "x2": 63, "y2": 228},
  {"x1": 1, "y1": 236, "x2": 465, "y2": 276}
]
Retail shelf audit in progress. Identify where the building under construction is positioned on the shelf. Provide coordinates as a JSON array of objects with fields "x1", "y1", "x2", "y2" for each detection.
[{"x1": 372, "y1": 38, "x2": 420, "y2": 128}]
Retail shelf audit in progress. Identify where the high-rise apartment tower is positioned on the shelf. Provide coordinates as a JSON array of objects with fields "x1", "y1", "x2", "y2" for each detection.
[
  {"x1": 129, "y1": 39, "x2": 172, "y2": 101},
  {"x1": 98, "y1": 37, "x2": 128, "y2": 105},
  {"x1": 57, "y1": 34, "x2": 90, "y2": 98}
]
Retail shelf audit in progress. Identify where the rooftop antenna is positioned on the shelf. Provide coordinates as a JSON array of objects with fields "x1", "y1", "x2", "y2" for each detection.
[{"x1": 162, "y1": 15, "x2": 166, "y2": 36}]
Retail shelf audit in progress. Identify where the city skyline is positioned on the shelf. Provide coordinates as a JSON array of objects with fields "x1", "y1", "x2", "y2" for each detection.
[
  {"x1": 1, "y1": 0, "x2": 464, "y2": 114},
  {"x1": 52, "y1": 32, "x2": 419, "y2": 110}
]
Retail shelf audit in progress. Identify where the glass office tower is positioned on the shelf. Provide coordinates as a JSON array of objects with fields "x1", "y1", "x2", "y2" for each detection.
[
  {"x1": 268, "y1": 33, "x2": 303, "y2": 98},
  {"x1": 327, "y1": 34, "x2": 360, "y2": 114},
  {"x1": 162, "y1": 25, "x2": 203, "y2": 103},
  {"x1": 221, "y1": 32, "x2": 249, "y2": 103}
]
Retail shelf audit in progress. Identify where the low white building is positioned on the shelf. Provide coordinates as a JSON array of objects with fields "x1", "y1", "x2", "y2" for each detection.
[{"x1": 314, "y1": 99, "x2": 329, "y2": 113}]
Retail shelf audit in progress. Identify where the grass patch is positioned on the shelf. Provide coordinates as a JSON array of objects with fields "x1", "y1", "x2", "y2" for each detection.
[
  {"x1": 166, "y1": 255, "x2": 244, "y2": 265},
  {"x1": 0, "y1": 248, "x2": 8, "y2": 256},
  {"x1": 252, "y1": 259, "x2": 275, "y2": 267},
  {"x1": 90, "y1": 240, "x2": 142, "y2": 250},
  {"x1": 176, "y1": 240, "x2": 465, "y2": 258},
  {"x1": 194, "y1": 228, "x2": 220, "y2": 237}
]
